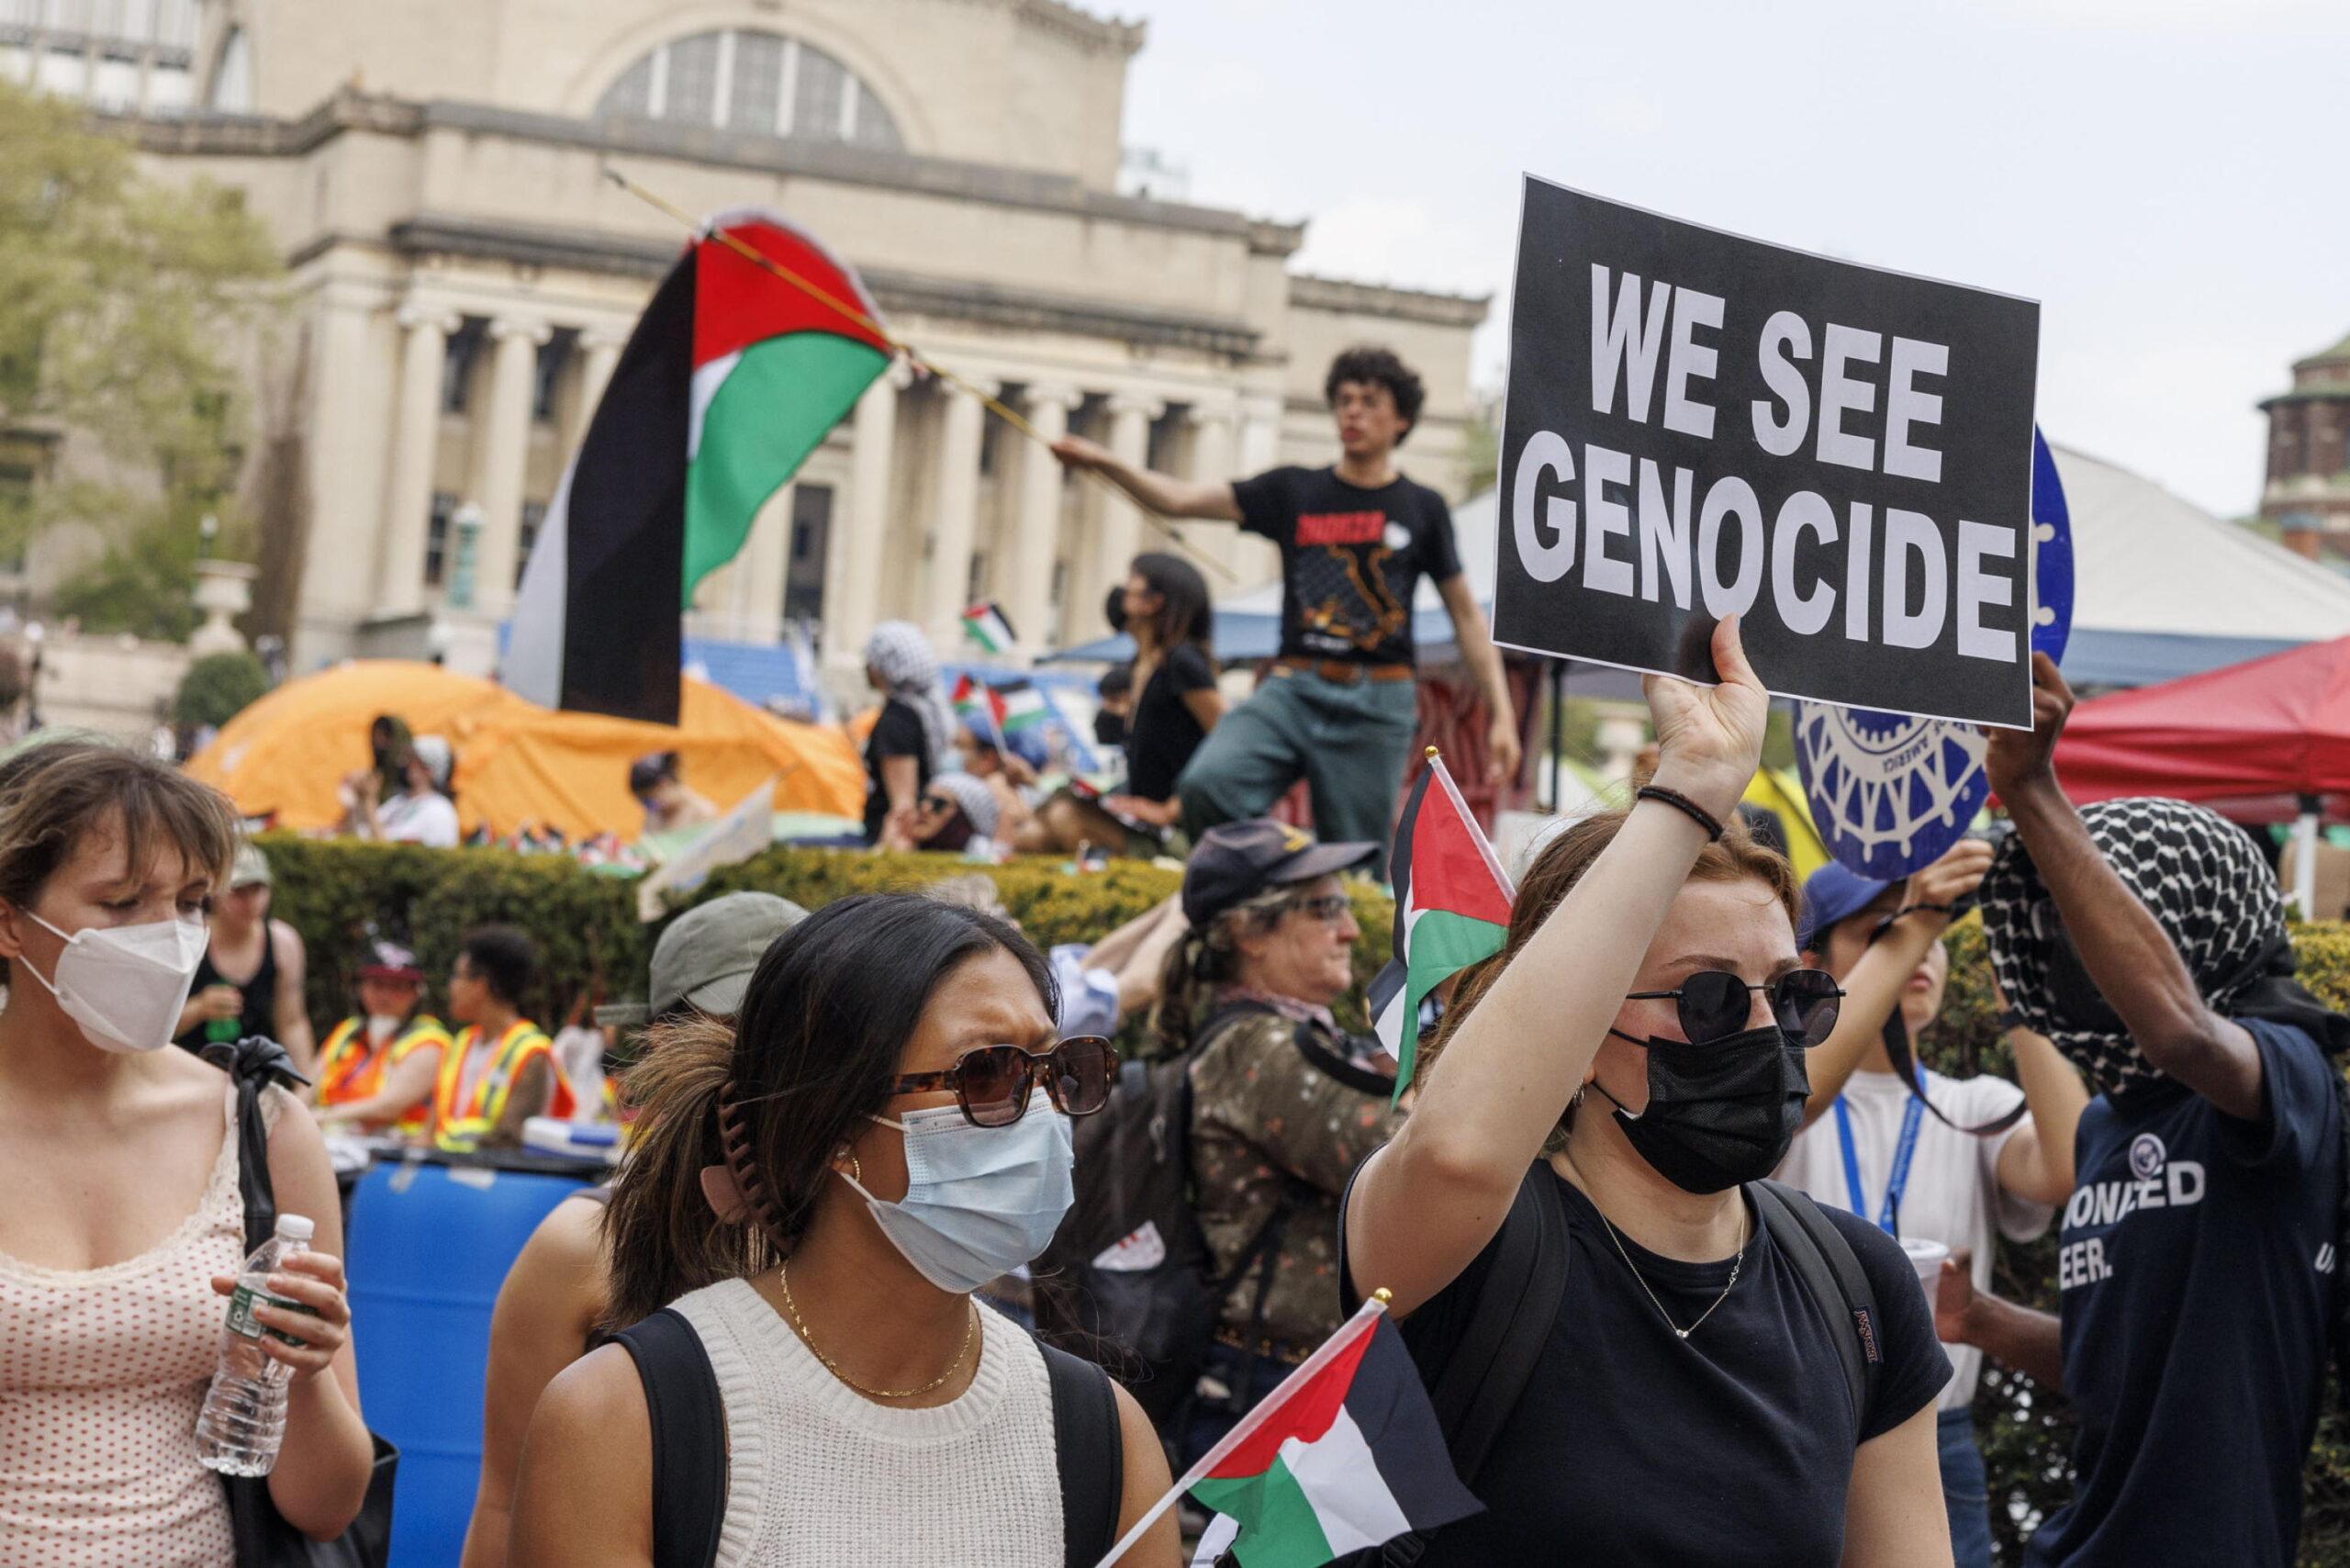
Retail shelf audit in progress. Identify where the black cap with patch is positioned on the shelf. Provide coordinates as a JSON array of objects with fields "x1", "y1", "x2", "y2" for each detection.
[{"x1": 1181, "y1": 818, "x2": 1378, "y2": 926}]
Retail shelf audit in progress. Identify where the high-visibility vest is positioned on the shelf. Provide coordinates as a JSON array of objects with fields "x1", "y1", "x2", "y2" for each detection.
[
  {"x1": 317, "y1": 1014, "x2": 452, "y2": 1137},
  {"x1": 432, "y1": 1019, "x2": 572, "y2": 1151}
]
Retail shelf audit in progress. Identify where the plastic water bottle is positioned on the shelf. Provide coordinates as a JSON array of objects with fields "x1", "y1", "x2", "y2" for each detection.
[{"x1": 196, "y1": 1213, "x2": 314, "y2": 1476}]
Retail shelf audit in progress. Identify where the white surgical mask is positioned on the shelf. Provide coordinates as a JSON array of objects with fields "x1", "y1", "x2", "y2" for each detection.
[
  {"x1": 18, "y1": 910, "x2": 209, "y2": 1054},
  {"x1": 365, "y1": 1014, "x2": 402, "y2": 1043},
  {"x1": 840, "y1": 1093, "x2": 1076, "y2": 1294}
]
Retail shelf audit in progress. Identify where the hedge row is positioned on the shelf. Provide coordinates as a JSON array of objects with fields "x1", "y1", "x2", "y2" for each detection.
[{"x1": 253, "y1": 834, "x2": 2346, "y2": 1562}]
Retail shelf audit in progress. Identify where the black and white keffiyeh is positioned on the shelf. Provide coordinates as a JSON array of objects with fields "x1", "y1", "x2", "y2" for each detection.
[{"x1": 1981, "y1": 797, "x2": 2341, "y2": 1096}]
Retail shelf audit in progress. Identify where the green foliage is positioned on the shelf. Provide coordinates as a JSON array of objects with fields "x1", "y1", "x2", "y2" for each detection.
[
  {"x1": 1457, "y1": 393, "x2": 1500, "y2": 499},
  {"x1": 0, "y1": 81, "x2": 278, "y2": 620},
  {"x1": 173, "y1": 651, "x2": 271, "y2": 730},
  {"x1": 251, "y1": 836, "x2": 2350, "y2": 1556}
]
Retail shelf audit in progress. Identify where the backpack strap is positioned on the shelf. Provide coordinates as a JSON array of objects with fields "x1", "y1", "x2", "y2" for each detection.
[
  {"x1": 1751, "y1": 1180, "x2": 1881, "y2": 1434},
  {"x1": 1370, "y1": 1164, "x2": 1569, "y2": 1568},
  {"x1": 611, "y1": 1308, "x2": 727, "y2": 1568},
  {"x1": 1041, "y1": 1340, "x2": 1124, "y2": 1568}
]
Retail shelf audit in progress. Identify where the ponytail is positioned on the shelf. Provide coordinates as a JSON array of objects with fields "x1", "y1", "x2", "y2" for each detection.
[
  {"x1": 600, "y1": 1014, "x2": 764, "y2": 1330},
  {"x1": 1147, "y1": 887, "x2": 1292, "y2": 1057}
]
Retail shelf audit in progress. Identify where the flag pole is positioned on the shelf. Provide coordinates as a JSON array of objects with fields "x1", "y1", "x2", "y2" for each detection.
[
  {"x1": 603, "y1": 164, "x2": 1238, "y2": 588},
  {"x1": 1093, "y1": 1293, "x2": 1392, "y2": 1568}
]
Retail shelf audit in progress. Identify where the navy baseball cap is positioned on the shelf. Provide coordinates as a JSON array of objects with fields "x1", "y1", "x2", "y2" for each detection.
[
  {"x1": 1181, "y1": 819, "x2": 1378, "y2": 926},
  {"x1": 1799, "y1": 862, "x2": 1894, "y2": 950}
]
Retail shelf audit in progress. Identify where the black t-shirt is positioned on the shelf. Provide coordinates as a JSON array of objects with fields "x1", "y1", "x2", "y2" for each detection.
[
  {"x1": 2024, "y1": 1020, "x2": 2342, "y2": 1568},
  {"x1": 1232, "y1": 465, "x2": 1463, "y2": 666},
  {"x1": 1125, "y1": 643, "x2": 1214, "y2": 803},
  {"x1": 861, "y1": 697, "x2": 932, "y2": 845},
  {"x1": 172, "y1": 931, "x2": 279, "y2": 1052},
  {"x1": 1343, "y1": 1165, "x2": 1949, "y2": 1565}
]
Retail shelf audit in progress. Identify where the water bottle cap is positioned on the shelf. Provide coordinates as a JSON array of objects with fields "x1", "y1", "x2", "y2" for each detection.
[{"x1": 275, "y1": 1214, "x2": 314, "y2": 1242}]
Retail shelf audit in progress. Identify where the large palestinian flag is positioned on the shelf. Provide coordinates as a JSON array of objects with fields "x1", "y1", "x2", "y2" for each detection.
[
  {"x1": 509, "y1": 208, "x2": 891, "y2": 723},
  {"x1": 1369, "y1": 753, "x2": 1515, "y2": 1100}
]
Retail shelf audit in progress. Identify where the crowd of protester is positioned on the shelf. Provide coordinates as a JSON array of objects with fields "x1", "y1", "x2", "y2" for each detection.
[{"x1": 3, "y1": 341, "x2": 2346, "y2": 1568}]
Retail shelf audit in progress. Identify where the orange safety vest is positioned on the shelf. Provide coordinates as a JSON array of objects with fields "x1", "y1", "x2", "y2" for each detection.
[
  {"x1": 317, "y1": 1014, "x2": 452, "y2": 1137},
  {"x1": 432, "y1": 1019, "x2": 573, "y2": 1151}
]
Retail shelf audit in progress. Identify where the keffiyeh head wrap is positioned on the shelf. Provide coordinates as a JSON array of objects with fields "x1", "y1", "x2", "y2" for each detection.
[
  {"x1": 864, "y1": 621, "x2": 953, "y2": 772},
  {"x1": 1981, "y1": 797, "x2": 2340, "y2": 1095},
  {"x1": 929, "y1": 771, "x2": 1000, "y2": 840}
]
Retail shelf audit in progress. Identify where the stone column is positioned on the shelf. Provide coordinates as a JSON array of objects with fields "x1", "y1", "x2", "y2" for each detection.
[
  {"x1": 1093, "y1": 393, "x2": 1163, "y2": 631},
  {"x1": 577, "y1": 327, "x2": 627, "y2": 421},
  {"x1": 1007, "y1": 382, "x2": 1080, "y2": 656},
  {"x1": 728, "y1": 482, "x2": 793, "y2": 643},
  {"x1": 1234, "y1": 393, "x2": 1286, "y2": 584},
  {"x1": 375, "y1": 304, "x2": 461, "y2": 616},
  {"x1": 828, "y1": 363, "x2": 910, "y2": 665},
  {"x1": 925, "y1": 379, "x2": 997, "y2": 647},
  {"x1": 1186, "y1": 403, "x2": 1240, "y2": 579},
  {"x1": 471, "y1": 317, "x2": 552, "y2": 617}
]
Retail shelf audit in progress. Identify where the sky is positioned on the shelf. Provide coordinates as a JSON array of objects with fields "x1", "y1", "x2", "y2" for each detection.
[{"x1": 1120, "y1": 0, "x2": 2350, "y2": 521}]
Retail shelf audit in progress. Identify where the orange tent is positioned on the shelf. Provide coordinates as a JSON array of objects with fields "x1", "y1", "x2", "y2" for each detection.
[
  {"x1": 185, "y1": 661, "x2": 532, "y2": 830},
  {"x1": 453, "y1": 676, "x2": 864, "y2": 839},
  {"x1": 188, "y1": 661, "x2": 866, "y2": 839}
]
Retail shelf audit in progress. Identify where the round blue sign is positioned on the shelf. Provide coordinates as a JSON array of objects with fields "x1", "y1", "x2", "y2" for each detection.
[{"x1": 1796, "y1": 428, "x2": 2075, "y2": 881}]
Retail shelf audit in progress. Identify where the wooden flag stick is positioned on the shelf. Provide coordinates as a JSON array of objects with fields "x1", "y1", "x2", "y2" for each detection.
[{"x1": 602, "y1": 165, "x2": 1238, "y2": 587}]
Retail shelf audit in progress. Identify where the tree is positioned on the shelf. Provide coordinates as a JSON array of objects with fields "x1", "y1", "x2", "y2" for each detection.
[
  {"x1": 174, "y1": 649, "x2": 271, "y2": 731},
  {"x1": 1458, "y1": 390, "x2": 1500, "y2": 499},
  {"x1": 0, "y1": 82, "x2": 279, "y2": 634}
]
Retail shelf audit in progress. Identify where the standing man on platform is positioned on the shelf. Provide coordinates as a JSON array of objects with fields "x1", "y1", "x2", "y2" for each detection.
[{"x1": 1054, "y1": 346, "x2": 1518, "y2": 877}]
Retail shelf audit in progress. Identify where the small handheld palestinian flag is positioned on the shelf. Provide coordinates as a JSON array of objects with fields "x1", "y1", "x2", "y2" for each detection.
[
  {"x1": 951, "y1": 672, "x2": 1007, "y2": 748},
  {"x1": 509, "y1": 207, "x2": 891, "y2": 723},
  {"x1": 1369, "y1": 750, "x2": 1515, "y2": 1101},
  {"x1": 1100, "y1": 1296, "x2": 1482, "y2": 1568},
  {"x1": 961, "y1": 601, "x2": 1017, "y2": 655}
]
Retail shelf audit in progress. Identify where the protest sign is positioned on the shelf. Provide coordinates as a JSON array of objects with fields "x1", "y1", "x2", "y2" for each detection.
[
  {"x1": 1493, "y1": 177, "x2": 2041, "y2": 728},
  {"x1": 635, "y1": 775, "x2": 778, "y2": 921}
]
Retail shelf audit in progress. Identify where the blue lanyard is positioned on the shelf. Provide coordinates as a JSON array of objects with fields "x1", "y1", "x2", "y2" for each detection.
[{"x1": 1833, "y1": 1079, "x2": 1927, "y2": 1237}]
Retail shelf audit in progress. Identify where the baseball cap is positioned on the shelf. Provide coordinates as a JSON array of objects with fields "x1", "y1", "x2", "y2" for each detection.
[
  {"x1": 1181, "y1": 819, "x2": 1378, "y2": 927},
  {"x1": 1799, "y1": 862, "x2": 1893, "y2": 950},
  {"x1": 597, "y1": 890, "x2": 809, "y2": 1027},
  {"x1": 229, "y1": 842, "x2": 272, "y2": 890},
  {"x1": 359, "y1": 937, "x2": 423, "y2": 982}
]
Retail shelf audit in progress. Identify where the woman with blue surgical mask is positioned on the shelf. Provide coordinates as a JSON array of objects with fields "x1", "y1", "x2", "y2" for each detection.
[
  {"x1": 509, "y1": 893, "x2": 1180, "y2": 1568},
  {"x1": 0, "y1": 741, "x2": 375, "y2": 1564}
]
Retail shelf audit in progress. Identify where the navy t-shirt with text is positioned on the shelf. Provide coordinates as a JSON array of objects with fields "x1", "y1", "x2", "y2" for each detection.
[
  {"x1": 1232, "y1": 465, "x2": 1461, "y2": 666},
  {"x1": 2025, "y1": 1019, "x2": 2342, "y2": 1568}
]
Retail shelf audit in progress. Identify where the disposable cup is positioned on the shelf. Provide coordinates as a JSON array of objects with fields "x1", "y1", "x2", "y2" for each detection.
[{"x1": 1900, "y1": 1237, "x2": 1951, "y2": 1300}]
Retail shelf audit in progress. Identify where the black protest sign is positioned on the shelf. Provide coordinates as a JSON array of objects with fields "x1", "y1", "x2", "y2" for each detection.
[{"x1": 1493, "y1": 178, "x2": 2040, "y2": 728}]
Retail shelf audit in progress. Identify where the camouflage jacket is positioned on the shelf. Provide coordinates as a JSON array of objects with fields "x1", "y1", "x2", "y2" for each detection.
[{"x1": 1188, "y1": 1003, "x2": 1404, "y2": 1349}]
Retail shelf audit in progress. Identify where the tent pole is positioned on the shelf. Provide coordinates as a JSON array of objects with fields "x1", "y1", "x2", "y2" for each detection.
[
  {"x1": 2295, "y1": 795, "x2": 2322, "y2": 919},
  {"x1": 1548, "y1": 661, "x2": 1566, "y2": 813}
]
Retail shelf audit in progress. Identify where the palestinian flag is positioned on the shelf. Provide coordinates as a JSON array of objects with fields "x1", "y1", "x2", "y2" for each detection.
[
  {"x1": 951, "y1": 673, "x2": 1004, "y2": 745},
  {"x1": 1370, "y1": 753, "x2": 1514, "y2": 1100},
  {"x1": 1173, "y1": 1304, "x2": 1481, "y2": 1568},
  {"x1": 509, "y1": 207, "x2": 891, "y2": 723},
  {"x1": 995, "y1": 677, "x2": 1048, "y2": 734},
  {"x1": 961, "y1": 602, "x2": 1016, "y2": 655}
]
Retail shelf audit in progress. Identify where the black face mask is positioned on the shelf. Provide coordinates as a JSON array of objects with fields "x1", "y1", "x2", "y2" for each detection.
[
  {"x1": 1092, "y1": 710, "x2": 1127, "y2": 748},
  {"x1": 1593, "y1": 1025, "x2": 1810, "y2": 1193}
]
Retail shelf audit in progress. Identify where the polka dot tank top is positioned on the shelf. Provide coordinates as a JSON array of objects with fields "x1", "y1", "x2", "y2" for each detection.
[{"x1": 0, "y1": 1083, "x2": 274, "y2": 1567}]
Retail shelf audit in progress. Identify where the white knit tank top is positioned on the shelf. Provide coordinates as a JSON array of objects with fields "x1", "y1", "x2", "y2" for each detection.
[{"x1": 668, "y1": 1277, "x2": 1067, "y2": 1566}]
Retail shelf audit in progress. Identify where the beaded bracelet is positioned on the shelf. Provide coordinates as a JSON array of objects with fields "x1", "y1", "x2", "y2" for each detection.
[{"x1": 1635, "y1": 784, "x2": 1725, "y2": 842}]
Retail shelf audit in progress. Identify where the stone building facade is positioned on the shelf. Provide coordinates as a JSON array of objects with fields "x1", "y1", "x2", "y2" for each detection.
[
  {"x1": 2259, "y1": 329, "x2": 2350, "y2": 558},
  {"x1": 14, "y1": 0, "x2": 1487, "y2": 678}
]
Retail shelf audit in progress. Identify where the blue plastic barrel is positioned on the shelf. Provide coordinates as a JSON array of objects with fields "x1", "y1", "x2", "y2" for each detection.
[{"x1": 346, "y1": 1157, "x2": 591, "y2": 1568}]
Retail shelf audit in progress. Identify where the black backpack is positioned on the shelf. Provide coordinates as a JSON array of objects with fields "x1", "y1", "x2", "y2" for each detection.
[
  {"x1": 1032, "y1": 1004, "x2": 1299, "y2": 1426},
  {"x1": 1333, "y1": 1171, "x2": 1883, "y2": 1567},
  {"x1": 611, "y1": 1308, "x2": 1123, "y2": 1568}
]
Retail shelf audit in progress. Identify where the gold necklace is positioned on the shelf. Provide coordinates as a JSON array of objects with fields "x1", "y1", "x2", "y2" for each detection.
[
  {"x1": 1596, "y1": 1202, "x2": 1749, "y2": 1342},
  {"x1": 777, "y1": 1259, "x2": 979, "y2": 1400}
]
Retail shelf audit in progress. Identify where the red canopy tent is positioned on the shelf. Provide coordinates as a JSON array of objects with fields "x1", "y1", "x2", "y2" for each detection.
[{"x1": 2052, "y1": 634, "x2": 2350, "y2": 913}]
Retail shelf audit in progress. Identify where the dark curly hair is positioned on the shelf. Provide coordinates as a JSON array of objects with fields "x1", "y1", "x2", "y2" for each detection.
[{"x1": 1324, "y1": 345, "x2": 1427, "y2": 447}]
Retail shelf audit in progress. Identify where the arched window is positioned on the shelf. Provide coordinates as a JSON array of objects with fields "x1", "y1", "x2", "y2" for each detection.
[{"x1": 595, "y1": 29, "x2": 901, "y2": 151}]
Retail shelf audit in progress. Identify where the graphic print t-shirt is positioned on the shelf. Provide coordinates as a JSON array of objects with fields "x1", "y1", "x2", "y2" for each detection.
[
  {"x1": 1232, "y1": 465, "x2": 1462, "y2": 666},
  {"x1": 2023, "y1": 1020, "x2": 2342, "y2": 1568}
]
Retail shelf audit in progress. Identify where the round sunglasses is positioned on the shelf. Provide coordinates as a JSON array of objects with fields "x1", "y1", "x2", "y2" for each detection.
[
  {"x1": 886, "y1": 1036, "x2": 1117, "y2": 1127},
  {"x1": 1624, "y1": 968, "x2": 1843, "y2": 1047}
]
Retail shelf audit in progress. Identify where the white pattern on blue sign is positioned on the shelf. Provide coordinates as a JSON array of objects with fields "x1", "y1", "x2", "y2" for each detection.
[{"x1": 1797, "y1": 430, "x2": 2074, "y2": 879}]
